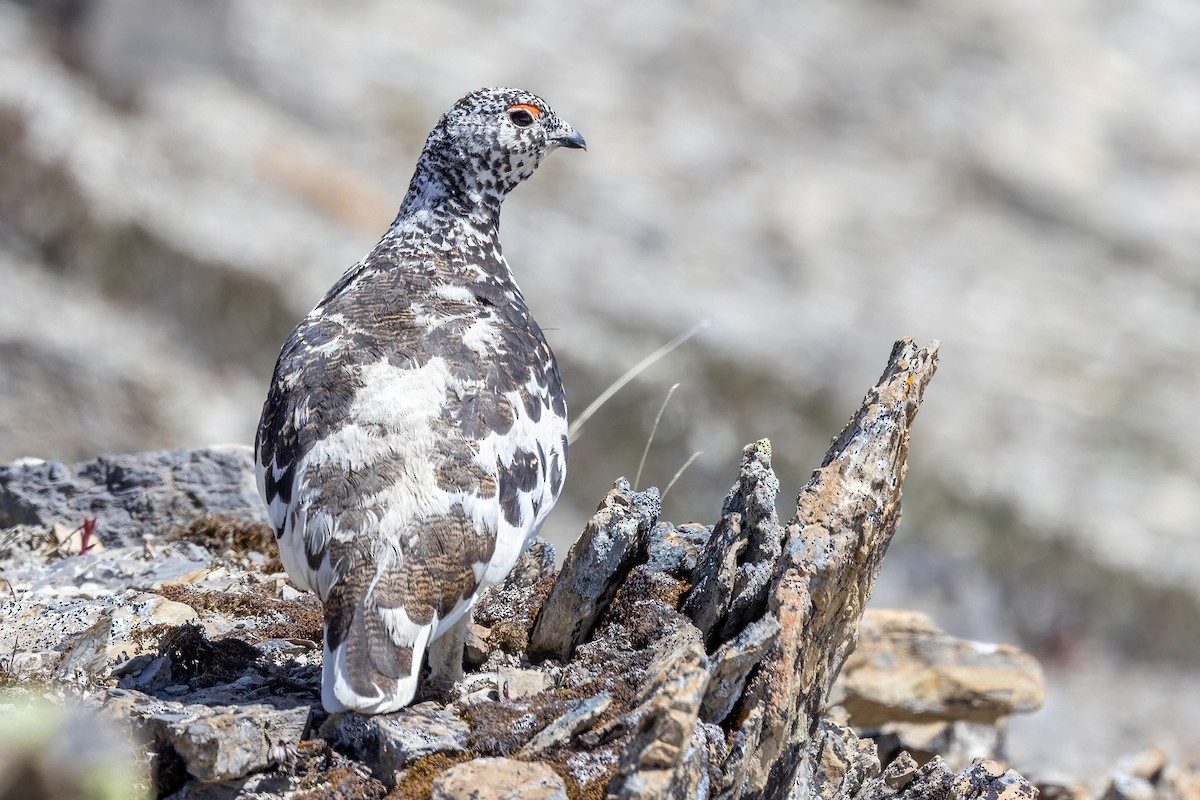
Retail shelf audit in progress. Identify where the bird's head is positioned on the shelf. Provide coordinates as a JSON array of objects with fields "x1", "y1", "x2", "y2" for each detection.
[{"x1": 410, "y1": 87, "x2": 586, "y2": 212}]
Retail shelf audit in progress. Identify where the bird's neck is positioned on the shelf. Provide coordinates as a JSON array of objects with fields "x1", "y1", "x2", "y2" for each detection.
[{"x1": 394, "y1": 150, "x2": 507, "y2": 234}]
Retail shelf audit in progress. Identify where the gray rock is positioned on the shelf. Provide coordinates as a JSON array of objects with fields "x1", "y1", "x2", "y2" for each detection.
[
  {"x1": 519, "y1": 691, "x2": 612, "y2": 758},
  {"x1": 644, "y1": 521, "x2": 713, "y2": 578},
  {"x1": 700, "y1": 612, "x2": 781, "y2": 725},
  {"x1": 528, "y1": 479, "x2": 660, "y2": 662},
  {"x1": 117, "y1": 653, "x2": 174, "y2": 693},
  {"x1": 683, "y1": 439, "x2": 782, "y2": 646},
  {"x1": 0, "y1": 446, "x2": 267, "y2": 548},
  {"x1": 375, "y1": 706, "x2": 470, "y2": 783},
  {"x1": 320, "y1": 702, "x2": 469, "y2": 786},
  {"x1": 102, "y1": 688, "x2": 312, "y2": 783},
  {"x1": 430, "y1": 757, "x2": 569, "y2": 800},
  {"x1": 0, "y1": 589, "x2": 197, "y2": 683},
  {"x1": 608, "y1": 633, "x2": 711, "y2": 798}
]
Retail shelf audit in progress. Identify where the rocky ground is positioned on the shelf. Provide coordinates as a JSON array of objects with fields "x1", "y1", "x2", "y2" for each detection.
[
  {"x1": 1, "y1": 0, "x2": 1199, "y2": 782},
  {"x1": 2, "y1": 341, "x2": 1197, "y2": 799}
]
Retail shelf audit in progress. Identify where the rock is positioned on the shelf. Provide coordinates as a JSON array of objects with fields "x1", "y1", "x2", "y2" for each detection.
[
  {"x1": 1099, "y1": 746, "x2": 1174, "y2": 800},
  {"x1": 53, "y1": 613, "x2": 113, "y2": 680},
  {"x1": 430, "y1": 757, "x2": 569, "y2": 800},
  {"x1": 497, "y1": 666, "x2": 548, "y2": 700},
  {"x1": 857, "y1": 754, "x2": 1035, "y2": 800},
  {"x1": 109, "y1": 592, "x2": 199, "y2": 659},
  {"x1": 519, "y1": 691, "x2": 612, "y2": 757},
  {"x1": 504, "y1": 536, "x2": 557, "y2": 589},
  {"x1": 117, "y1": 653, "x2": 174, "y2": 693},
  {"x1": 719, "y1": 339, "x2": 939, "y2": 798},
  {"x1": 857, "y1": 755, "x2": 954, "y2": 800},
  {"x1": 644, "y1": 521, "x2": 713, "y2": 578},
  {"x1": 470, "y1": 557, "x2": 557, "y2": 665},
  {"x1": 832, "y1": 609, "x2": 1044, "y2": 726},
  {"x1": 102, "y1": 688, "x2": 311, "y2": 783},
  {"x1": 950, "y1": 759, "x2": 1039, "y2": 799},
  {"x1": 683, "y1": 438, "x2": 783, "y2": 646},
  {"x1": 464, "y1": 537, "x2": 558, "y2": 667},
  {"x1": 527, "y1": 479, "x2": 661, "y2": 662},
  {"x1": 0, "y1": 446, "x2": 267, "y2": 548},
  {"x1": 320, "y1": 702, "x2": 469, "y2": 786},
  {"x1": 608, "y1": 633, "x2": 711, "y2": 798},
  {"x1": 869, "y1": 719, "x2": 1004, "y2": 773},
  {"x1": 805, "y1": 720, "x2": 882, "y2": 800},
  {"x1": 0, "y1": 589, "x2": 199, "y2": 682},
  {"x1": 701, "y1": 612, "x2": 781, "y2": 724}
]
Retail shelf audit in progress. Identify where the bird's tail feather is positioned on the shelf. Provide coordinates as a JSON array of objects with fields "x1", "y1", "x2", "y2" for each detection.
[
  {"x1": 322, "y1": 603, "x2": 430, "y2": 714},
  {"x1": 321, "y1": 567, "x2": 430, "y2": 714}
]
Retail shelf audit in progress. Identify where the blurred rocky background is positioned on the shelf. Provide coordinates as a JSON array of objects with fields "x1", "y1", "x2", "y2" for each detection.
[{"x1": 0, "y1": 0, "x2": 1197, "y2": 784}]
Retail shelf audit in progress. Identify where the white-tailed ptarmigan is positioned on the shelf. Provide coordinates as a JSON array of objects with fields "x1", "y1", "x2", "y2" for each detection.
[{"x1": 254, "y1": 88, "x2": 583, "y2": 714}]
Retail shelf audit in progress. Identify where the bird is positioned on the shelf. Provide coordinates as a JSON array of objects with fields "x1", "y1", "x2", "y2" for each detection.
[{"x1": 254, "y1": 87, "x2": 583, "y2": 714}]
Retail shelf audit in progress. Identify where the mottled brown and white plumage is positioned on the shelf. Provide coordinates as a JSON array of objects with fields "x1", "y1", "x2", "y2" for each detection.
[{"x1": 254, "y1": 88, "x2": 583, "y2": 713}]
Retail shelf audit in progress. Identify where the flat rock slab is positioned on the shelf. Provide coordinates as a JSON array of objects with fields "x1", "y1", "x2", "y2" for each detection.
[
  {"x1": 431, "y1": 757, "x2": 568, "y2": 800},
  {"x1": 102, "y1": 688, "x2": 311, "y2": 782},
  {"x1": 831, "y1": 608, "x2": 1044, "y2": 725}
]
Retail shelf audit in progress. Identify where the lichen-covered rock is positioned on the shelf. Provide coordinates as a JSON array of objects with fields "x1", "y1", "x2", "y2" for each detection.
[
  {"x1": 102, "y1": 688, "x2": 311, "y2": 783},
  {"x1": 720, "y1": 340, "x2": 939, "y2": 799},
  {"x1": 701, "y1": 612, "x2": 780, "y2": 725},
  {"x1": 518, "y1": 691, "x2": 612, "y2": 758},
  {"x1": 319, "y1": 702, "x2": 469, "y2": 786},
  {"x1": 950, "y1": 759, "x2": 1039, "y2": 799},
  {"x1": 608, "y1": 634, "x2": 711, "y2": 798},
  {"x1": 644, "y1": 521, "x2": 713, "y2": 579},
  {"x1": 805, "y1": 720, "x2": 883, "y2": 800},
  {"x1": 468, "y1": 538, "x2": 559, "y2": 666},
  {"x1": 528, "y1": 479, "x2": 661, "y2": 662},
  {"x1": 683, "y1": 438, "x2": 783, "y2": 647}
]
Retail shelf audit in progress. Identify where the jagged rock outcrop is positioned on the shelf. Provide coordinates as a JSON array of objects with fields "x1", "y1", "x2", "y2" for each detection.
[{"x1": 0, "y1": 338, "x2": 1131, "y2": 799}]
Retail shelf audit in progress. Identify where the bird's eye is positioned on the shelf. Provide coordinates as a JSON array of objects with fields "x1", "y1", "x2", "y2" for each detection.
[{"x1": 507, "y1": 103, "x2": 541, "y2": 128}]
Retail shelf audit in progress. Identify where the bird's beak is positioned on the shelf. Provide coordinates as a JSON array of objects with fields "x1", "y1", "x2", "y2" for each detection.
[{"x1": 554, "y1": 130, "x2": 587, "y2": 151}]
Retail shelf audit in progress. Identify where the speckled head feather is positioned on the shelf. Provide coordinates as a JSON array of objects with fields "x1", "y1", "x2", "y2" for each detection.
[
  {"x1": 254, "y1": 87, "x2": 580, "y2": 714},
  {"x1": 401, "y1": 87, "x2": 585, "y2": 219}
]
